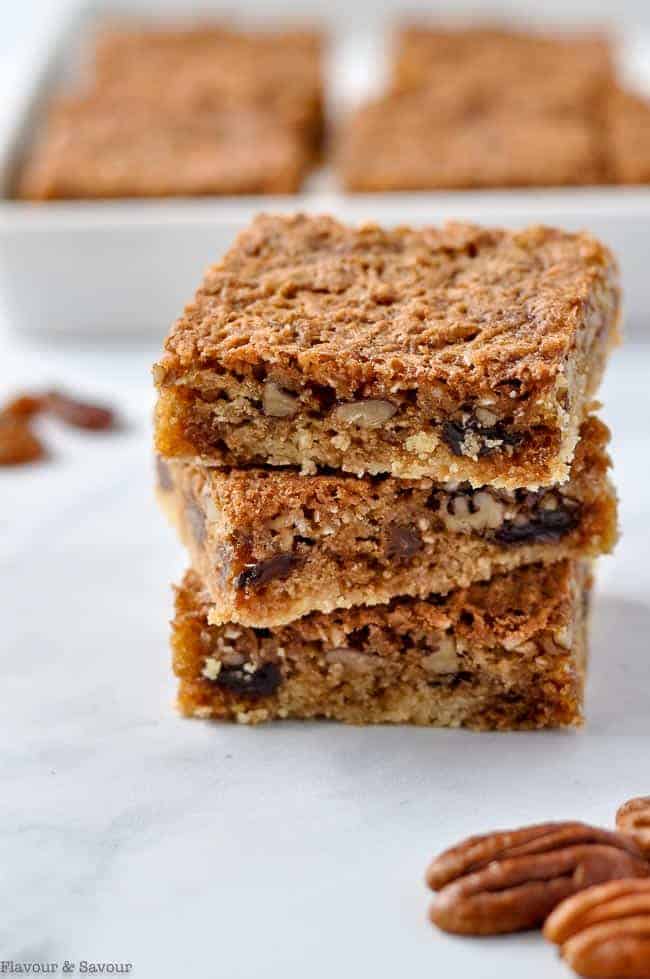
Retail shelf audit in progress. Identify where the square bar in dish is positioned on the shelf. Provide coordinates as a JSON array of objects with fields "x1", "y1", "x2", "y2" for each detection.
[
  {"x1": 339, "y1": 92, "x2": 605, "y2": 191},
  {"x1": 91, "y1": 23, "x2": 325, "y2": 157},
  {"x1": 17, "y1": 97, "x2": 308, "y2": 200}
]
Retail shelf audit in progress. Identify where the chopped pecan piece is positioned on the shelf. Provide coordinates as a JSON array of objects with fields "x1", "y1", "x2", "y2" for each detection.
[
  {"x1": 426, "y1": 822, "x2": 649, "y2": 936},
  {"x1": 617, "y1": 797, "x2": 650, "y2": 859},
  {"x1": 334, "y1": 399, "x2": 397, "y2": 429},
  {"x1": 262, "y1": 382, "x2": 299, "y2": 418},
  {"x1": 544, "y1": 879, "x2": 650, "y2": 978}
]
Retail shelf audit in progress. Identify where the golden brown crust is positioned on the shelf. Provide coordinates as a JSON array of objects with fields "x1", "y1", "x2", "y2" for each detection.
[
  {"x1": 158, "y1": 215, "x2": 618, "y2": 398},
  {"x1": 171, "y1": 560, "x2": 588, "y2": 729}
]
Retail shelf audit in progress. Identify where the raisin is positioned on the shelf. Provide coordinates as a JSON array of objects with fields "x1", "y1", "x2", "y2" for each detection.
[
  {"x1": 216, "y1": 662, "x2": 281, "y2": 698},
  {"x1": 494, "y1": 507, "x2": 580, "y2": 545},
  {"x1": 386, "y1": 524, "x2": 423, "y2": 562},
  {"x1": 235, "y1": 553, "x2": 296, "y2": 590},
  {"x1": 442, "y1": 418, "x2": 522, "y2": 458},
  {"x1": 441, "y1": 420, "x2": 466, "y2": 456}
]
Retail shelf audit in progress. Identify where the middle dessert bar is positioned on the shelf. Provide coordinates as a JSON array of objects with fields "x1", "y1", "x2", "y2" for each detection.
[
  {"x1": 157, "y1": 416, "x2": 616, "y2": 627},
  {"x1": 154, "y1": 214, "x2": 620, "y2": 489}
]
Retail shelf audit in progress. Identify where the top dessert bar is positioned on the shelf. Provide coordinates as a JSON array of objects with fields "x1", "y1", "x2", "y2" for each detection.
[{"x1": 154, "y1": 215, "x2": 620, "y2": 489}]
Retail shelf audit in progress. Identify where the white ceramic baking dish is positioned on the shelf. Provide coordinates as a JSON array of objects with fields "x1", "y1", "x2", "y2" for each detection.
[{"x1": 0, "y1": 1, "x2": 649, "y2": 336}]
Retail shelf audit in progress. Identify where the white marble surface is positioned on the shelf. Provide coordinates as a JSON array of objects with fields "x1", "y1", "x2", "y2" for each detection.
[{"x1": 2, "y1": 325, "x2": 650, "y2": 978}]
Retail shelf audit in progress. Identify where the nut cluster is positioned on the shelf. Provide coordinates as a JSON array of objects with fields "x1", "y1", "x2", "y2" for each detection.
[{"x1": 425, "y1": 796, "x2": 650, "y2": 978}]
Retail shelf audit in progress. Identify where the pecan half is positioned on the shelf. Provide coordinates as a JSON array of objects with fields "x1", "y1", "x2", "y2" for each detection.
[
  {"x1": 544, "y1": 879, "x2": 650, "y2": 977},
  {"x1": 426, "y1": 822, "x2": 649, "y2": 936},
  {"x1": 617, "y1": 798, "x2": 650, "y2": 859}
]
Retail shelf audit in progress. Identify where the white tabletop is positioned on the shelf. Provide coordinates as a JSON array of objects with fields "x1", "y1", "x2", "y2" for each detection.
[{"x1": 2, "y1": 322, "x2": 649, "y2": 978}]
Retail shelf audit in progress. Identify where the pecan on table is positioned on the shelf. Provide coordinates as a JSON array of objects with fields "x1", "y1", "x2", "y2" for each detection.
[
  {"x1": 617, "y1": 797, "x2": 650, "y2": 859},
  {"x1": 0, "y1": 414, "x2": 46, "y2": 466},
  {"x1": 426, "y1": 822, "x2": 649, "y2": 936},
  {"x1": 43, "y1": 390, "x2": 116, "y2": 430},
  {"x1": 544, "y1": 879, "x2": 650, "y2": 977}
]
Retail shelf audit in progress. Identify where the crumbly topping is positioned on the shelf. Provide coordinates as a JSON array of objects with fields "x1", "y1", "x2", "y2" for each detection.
[{"x1": 158, "y1": 215, "x2": 619, "y2": 407}]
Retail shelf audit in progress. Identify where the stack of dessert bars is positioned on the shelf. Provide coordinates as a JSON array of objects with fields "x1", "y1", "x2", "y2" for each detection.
[{"x1": 153, "y1": 214, "x2": 620, "y2": 730}]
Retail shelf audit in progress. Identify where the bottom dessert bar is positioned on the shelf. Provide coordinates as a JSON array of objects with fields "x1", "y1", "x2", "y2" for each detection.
[{"x1": 172, "y1": 561, "x2": 589, "y2": 730}]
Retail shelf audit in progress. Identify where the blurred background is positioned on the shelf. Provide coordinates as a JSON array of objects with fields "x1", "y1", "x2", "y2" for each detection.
[{"x1": 5, "y1": 0, "x2": 650, "y2": 46}]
